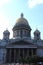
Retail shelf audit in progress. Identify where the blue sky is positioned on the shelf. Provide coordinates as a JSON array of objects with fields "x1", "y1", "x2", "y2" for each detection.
[{"x1": 0, "y1": 0, "x2": 43, "y2": 39}]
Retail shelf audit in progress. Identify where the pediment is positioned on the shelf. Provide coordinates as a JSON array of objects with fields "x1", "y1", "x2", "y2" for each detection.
[{"x1": 6, "y1": 40, "x2": 37, "y2": 48}]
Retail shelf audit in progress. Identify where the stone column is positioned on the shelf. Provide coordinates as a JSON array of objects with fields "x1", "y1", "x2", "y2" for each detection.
[
  {"x1": 32, "y1": 49, "x2": 33, "y2": 56},
  {"x1": 9, "y1": 48, "x2": 11, "y2": 63},
  {"x1": 23, "y1": 48, "x2": 24, "y2": 58},
  {"x1": 14, "y1": 49, "x2": 16, "y2": 62},
  {"x1": 5, "y1": 50, "x2": 7, "y2": 62},
  {"x1": 8, "y1": 49, "x2": 10, "y2": 63},
  {"x1": 3, "y1": 49, "x2": 7, "y2": 63},
  {"x1": 19, "y1": 48, "x2": 20, "y2": 59},
  {"x1": 27, "y1": 49, "x2": 29, "y2": 58}
]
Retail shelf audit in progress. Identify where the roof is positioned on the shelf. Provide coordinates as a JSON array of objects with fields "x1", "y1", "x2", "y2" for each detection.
[
  {"x1": 34, "y1": 29, "x2": 40, "y2": 34},
  {"x1": 13, "y1": 13, "x2": 31, "y2": 30},
  {"x1": 3, "y1": 29, "x2": 10, "y2": 34}
]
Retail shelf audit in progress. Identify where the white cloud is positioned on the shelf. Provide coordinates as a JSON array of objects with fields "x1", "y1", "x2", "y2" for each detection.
[
  {"x1": 28, "y1": 0, "x2": 43, "y2": 8},
  {"x1": 0, "y1": 13, "x2": 12, "y2": 39},
  {"x1": 0, "y1": 0, "x2": 12, "y2": 39},
  {"x1": 0, "y1": 0, "x2": 11, "y2": 6}
]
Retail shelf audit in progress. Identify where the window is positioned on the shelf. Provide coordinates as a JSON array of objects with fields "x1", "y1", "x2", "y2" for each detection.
[{"x1": 20, "y1": 30, "x2": 22, "y2": 38}]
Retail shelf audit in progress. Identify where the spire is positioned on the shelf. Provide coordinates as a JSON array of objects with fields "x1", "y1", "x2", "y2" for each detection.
[{"x1": 21, "y1": 13, "x2": 24, "y2": 18}]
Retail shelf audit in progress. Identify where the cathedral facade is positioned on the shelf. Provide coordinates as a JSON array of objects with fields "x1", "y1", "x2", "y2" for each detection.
[{"x1": 0, "y1": 13, "x2": 43, "y2": 64}]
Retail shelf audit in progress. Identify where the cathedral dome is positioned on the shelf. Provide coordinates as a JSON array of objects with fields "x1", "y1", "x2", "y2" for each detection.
[
  {"x1": 16, "y1": 13, "x2": 28, "y2": 26},
  {"x1": 12, "y1": 13, "x2": 31, "y2": 38},
  {"x1": 13, "y1": 13, "x2": 31, "y2": 30}
]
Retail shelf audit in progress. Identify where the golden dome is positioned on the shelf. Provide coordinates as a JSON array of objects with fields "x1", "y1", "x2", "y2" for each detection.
[
  {"x1": 13, "y1": 13, "x2": 31, "y2": 30},
  {"x1": 16, "y1": 13, "x2": 28, "y2": 26}
]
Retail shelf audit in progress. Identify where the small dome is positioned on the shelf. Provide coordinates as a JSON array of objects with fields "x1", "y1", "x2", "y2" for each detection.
[
  {"x1": 13, "y1": 13, "x2": 31, "y2": 30},
  {"x1": 34, "y1": 29, "x2": 40, "y2": 34},
  {"x1": 3, "y1": 29, "x2": 10, "y2": 34}
]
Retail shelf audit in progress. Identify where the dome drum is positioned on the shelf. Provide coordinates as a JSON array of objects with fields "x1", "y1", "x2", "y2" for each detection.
[{"x1": 13, "y1": 25, "x2": 31, "y2": 31}]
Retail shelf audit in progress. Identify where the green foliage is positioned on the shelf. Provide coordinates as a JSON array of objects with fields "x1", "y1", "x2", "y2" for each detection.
[
  {"x1": 26, "y1": 55, "x2": 37, "y2": 63},
  {"x1": 18, "y1": 56, "x2": 43, "y2": 64}
]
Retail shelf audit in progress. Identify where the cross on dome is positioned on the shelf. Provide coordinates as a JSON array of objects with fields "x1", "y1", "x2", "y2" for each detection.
[{"x1": 21, "y1": 13, "x2": 24, "y2": 18}]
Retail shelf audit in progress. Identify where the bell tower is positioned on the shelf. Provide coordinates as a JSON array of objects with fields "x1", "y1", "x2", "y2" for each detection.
[
  {"x1": 3, "y1": 29, "x2": 10, "y2": 40},
  {"x1": 34, "y1": 29, "x2": 40, "y2": 40}
]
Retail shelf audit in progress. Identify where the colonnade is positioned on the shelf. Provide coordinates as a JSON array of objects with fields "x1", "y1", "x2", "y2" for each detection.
[{"x1": 6, "y1": 48, "x2": 36, "y2": 63}]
